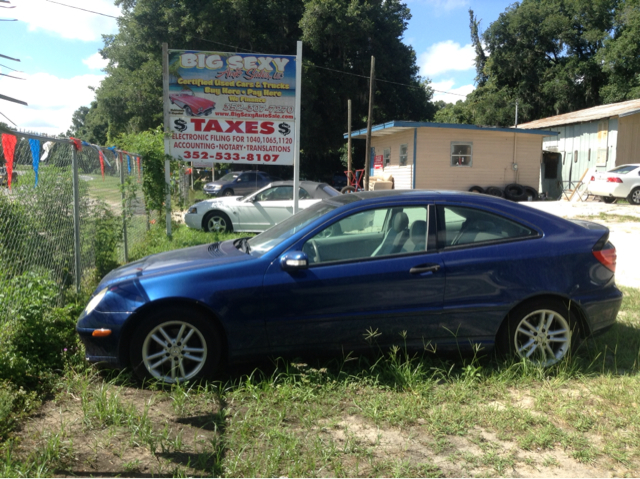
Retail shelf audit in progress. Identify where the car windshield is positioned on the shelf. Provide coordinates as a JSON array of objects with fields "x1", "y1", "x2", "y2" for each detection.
[
  {"x1": 247, "y1": 201, "x2": 337, "y2": 256},
  {"x1": 218, "y1": 172, "x2": 239, "y2": 182}
]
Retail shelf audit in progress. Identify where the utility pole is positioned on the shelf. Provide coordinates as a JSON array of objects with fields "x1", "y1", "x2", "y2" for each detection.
[
  {"x1": 347, "y1": 99, "x2": 352, "y2": 185},
  {"x1": 364, "y1": 56, "x2": 375, "y2": 191}
]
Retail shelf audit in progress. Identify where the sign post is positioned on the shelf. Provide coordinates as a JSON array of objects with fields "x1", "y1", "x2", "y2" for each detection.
[{"x1": 293, "y1": 41, "x2": 302, "y2": 214}]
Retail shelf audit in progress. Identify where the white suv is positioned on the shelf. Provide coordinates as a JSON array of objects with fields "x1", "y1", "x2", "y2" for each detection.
[{"x1": 588, "y1": 163, "x2": 640, "y2": 205}]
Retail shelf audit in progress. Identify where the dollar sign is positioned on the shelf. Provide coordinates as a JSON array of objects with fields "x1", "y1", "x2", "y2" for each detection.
[
  {"x1": 278, "y1": 122, "x2": 291, "y2": 136},
  {"x1": 174, "y1": 118, "x2": 187, "y2": 132}
]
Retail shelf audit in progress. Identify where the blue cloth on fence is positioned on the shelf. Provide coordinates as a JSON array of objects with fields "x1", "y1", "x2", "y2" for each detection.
[
  {"x1": 127, "y1": 154, "x2": 131, "y2": 174},
  {"x1": 29, "y1": 139, "x2": 40, "y2": 187}
]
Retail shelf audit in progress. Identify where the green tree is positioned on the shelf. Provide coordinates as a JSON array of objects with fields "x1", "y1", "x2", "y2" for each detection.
[
  {"x1": 74, "y1": 0, "x2": 435, "y2": 180},
  {"x1": 467, "y1": 0, "x2": 616, "y2": 126},
  {"x1": 599, "y1": 0, "x2": 640, "y2": 102}
]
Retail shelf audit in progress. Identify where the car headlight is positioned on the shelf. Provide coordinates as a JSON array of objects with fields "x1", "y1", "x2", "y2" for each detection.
[
  {"x1": 84, "y1": 287, "x2": 108, "y2": 315},
  {"x1": 187, "y1": 206, "x2": 197, "y2": 214}
]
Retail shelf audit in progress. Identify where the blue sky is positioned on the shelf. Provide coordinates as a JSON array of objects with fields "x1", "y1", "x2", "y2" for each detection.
[{"x1": 0, "y1": 0, "x2": 513, "y2": 136}]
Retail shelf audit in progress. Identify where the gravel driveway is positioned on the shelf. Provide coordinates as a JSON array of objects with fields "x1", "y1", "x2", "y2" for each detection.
[{"x1": 523, "y1": 200, "x2": 640, "y2": 288}]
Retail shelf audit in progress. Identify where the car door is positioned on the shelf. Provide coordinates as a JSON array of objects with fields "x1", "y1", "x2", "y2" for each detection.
[
  {"x1": 260, "y1": 204, "x2": 446, "y2": 354},
  {"x1": 435, "y1": 203, "x2": 541, "y2": 345}
]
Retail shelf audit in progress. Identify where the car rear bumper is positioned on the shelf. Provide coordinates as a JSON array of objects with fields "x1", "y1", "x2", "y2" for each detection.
[
  {"x1": 576, "y1": 286, "x2": 623, "y2": 335},
  {"x1": 588, "y1": 182, "x2": 629, "y2": 198}
]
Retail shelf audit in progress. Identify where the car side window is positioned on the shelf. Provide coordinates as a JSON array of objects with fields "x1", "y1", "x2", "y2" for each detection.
[
  {"x1": 255, "y1": 186, "x2": 293, "y2": 201},
  {"x1": 437, "y1": 205, "x2": 536, "y2": 248},
  {"x1": 303, "y1": 206, "x2": 428, "y2": 264},
  {"x1": 299, "y1": 188, "x2": 311, "y2": 199}
]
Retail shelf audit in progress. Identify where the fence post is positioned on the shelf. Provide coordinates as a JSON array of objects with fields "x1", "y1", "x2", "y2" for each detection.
[
  {"x1": 71, "y1": 144, "x2": 82, "y2": 294},
  {"x1": 119, "y1": 151, "x2": 129, "y2": 263}
]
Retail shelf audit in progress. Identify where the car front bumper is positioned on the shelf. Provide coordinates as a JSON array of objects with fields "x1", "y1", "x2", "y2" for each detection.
[{"x1": 184, "y1": 212, "x2": 204, "y2": 230}]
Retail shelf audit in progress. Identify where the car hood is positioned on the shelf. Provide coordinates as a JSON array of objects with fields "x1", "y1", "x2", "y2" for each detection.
[
  {"x1": 193, "y1": 196, "x2": 243, "y2": 209},
  {"x1": 97, "y1": 240, "x2": 250, "y2": 289}
]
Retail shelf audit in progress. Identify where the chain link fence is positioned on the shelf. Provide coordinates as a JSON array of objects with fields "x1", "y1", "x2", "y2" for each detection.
[{"x1": 0, "y1": 130, "x2": 149, "y2": 313}]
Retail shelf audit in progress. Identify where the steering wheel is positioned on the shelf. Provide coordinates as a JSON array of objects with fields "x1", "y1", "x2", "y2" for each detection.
[{"x1": 303, "y1": 240, "x2": 321, "y2": 263}]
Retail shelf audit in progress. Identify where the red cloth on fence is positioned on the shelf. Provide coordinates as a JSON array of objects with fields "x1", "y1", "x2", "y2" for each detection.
[
  {"x1": 69, "y1": 137, "x2": 83, "y2": 151},
  {"x1": 98, "y1": 150, "x2": 105, "y2": 180},
  {"x1": 137, "y1": 156, "x2": 141, "y2": 178},
  {"x1": 1, "y1": 133, "x2": 17, "y2": 189}
]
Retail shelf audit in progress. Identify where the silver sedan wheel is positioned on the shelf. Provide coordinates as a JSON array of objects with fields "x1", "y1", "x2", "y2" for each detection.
[
  {"x1": 207, "y1": 215, "x2": 228, "y2": 232},
  {"x1": 630, "y1": 188, "x2": 640, "y2": 205},
  {"x1": 514, "y1": 309, "x2": 571, "y2": 366},
  {"x1": 142, "y1": 320, "x2": 207, "y2": 383}
]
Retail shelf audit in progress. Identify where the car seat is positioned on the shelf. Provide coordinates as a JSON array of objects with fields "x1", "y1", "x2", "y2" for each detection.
[
  {"x1": 371, "y1": 211, "x2": 409, "y2": 256},
  {"x1": 401, "y1": 220, "x2": 426, "y2": 253}
]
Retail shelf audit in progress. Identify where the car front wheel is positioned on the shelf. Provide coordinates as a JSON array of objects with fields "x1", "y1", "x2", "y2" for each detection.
[
  {"x1": 500, "y1": 299, "x2": 578, "y2": 367},
  {"x1": 203, "y1": 211, "x2": 232, "y2": 233},
  {"x1": 130, "y1": 309, "x2": 221, "y2": 383},
  {"x1": 222, "y1": 189, "x2": 234, "y2": 196},
  {"x1": 602, "y1": 196, "x2": 616, "y2": 204},
  {"x1": 628, "y1": 187, "x2": 640, "y2": 205}
]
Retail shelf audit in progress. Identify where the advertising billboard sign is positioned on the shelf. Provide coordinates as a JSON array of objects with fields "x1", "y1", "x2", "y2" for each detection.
[{"x1": 166, "y1": 50, "x2": 297, "y2": 165}]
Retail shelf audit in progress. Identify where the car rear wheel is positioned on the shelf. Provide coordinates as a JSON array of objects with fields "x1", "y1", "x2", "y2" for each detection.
[
  {"x1": 130, "y1": 309, "x2": 221, "y2": 383},
  {"x1": 500, "y1": 299, "x2": 579, "y2": 367},
  {"x1": 203, "y1": 211, "x2": 232, "y2": 233},
  {"x1": 628, "y1": 188, "x2": 640, "y2": 205}
]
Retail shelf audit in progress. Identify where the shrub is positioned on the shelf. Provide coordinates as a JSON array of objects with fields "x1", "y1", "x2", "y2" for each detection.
[{"x1": 0, "y1": 271, "x2": 83, "y2": 391}]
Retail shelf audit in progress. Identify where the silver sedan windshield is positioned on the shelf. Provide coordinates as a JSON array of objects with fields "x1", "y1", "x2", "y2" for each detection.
[{"x1": 247, "y1": 202, "x2": 336, "y2": 255}]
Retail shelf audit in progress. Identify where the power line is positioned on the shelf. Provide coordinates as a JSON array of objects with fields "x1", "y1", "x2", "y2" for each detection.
[
  {"x1": 45, "y1": 0, "x2": 119, "y2": 19},
  {"x1": 42, "y1": 5, "x2": 470, "y2": 99},
  {"x1": 0, "y1": 110, "x2": 16, "y2": 126},
  {"x1": 0, "y1": 63, "x2": 22, "y2": 73}
]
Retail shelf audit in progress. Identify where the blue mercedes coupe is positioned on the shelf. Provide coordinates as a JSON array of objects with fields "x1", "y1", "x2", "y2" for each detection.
[{"x1": 77, "y1": 191, "x2": 622, "y2": 383}]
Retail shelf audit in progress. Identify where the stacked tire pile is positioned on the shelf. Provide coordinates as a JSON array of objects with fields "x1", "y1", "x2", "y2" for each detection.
[{"x1": 468, "y1": 184, "x2": 539, "y2": 201}]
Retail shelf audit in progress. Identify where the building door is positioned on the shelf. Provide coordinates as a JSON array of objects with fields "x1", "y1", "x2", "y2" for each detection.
[{"x1": 542, "y1": 152, "x2": 562, "y2": 199}]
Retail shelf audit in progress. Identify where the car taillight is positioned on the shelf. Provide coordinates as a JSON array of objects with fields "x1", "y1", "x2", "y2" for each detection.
[
  {"x1": 593, "y1": 241, "x2": 616, "y2": 272},
  {"x1": 590, "y1": 176, "x2": 595, "y2": 181},
  {"x1": 606, "y1": 177, "x2": 623, "y2": 183}
]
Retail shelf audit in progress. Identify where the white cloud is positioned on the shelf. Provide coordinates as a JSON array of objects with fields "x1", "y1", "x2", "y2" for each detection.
[
  {"x1": 419, "y1": 40, "x2": 475, "y2": 77},
  {"x1": 406, "y1": 0, "x2": 469, "y2": 12},
  {"x1": 430, "y1": 78, "x2": 475, "y2": 103},
  {"x1": 12, "y1": 0, "x2": 120, "y2": 42},
  {"x1": 0, "y1": 72, "x2": 103, "y2": 135},
  {"x1": 82, "y1": 52, "x2": 109, "y2": 70}
]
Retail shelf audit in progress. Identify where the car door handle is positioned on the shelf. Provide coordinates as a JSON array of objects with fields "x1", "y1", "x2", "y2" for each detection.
[{"x1": 410, "y1": 264, "x2": 441, "y2": 274}]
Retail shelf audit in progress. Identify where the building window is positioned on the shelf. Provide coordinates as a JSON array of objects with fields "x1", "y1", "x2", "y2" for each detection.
[
  {"x1": 399, "y1": 144, "x2": 408, "y2": 166},
  {"x1": 384, "y1": 148, "x2": 391, "y2": 166},
  {"x1": 451, "y1": 142, "x2": 472, "y2": 167}
]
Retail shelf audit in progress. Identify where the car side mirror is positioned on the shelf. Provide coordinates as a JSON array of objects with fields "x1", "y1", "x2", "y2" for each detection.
[{"x1": 280, "y1": 251, "x2": 309, "y2": 271}]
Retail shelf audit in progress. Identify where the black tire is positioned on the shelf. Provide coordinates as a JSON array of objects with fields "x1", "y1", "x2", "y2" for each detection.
[
  {"x1": 203, "y1": 211, "x2": 233, "y2": 233},
  {"x1": 129, "y1": 307, "x2": 222, "y2": 383},
  {"x1": 504, "y1": 183, "x2": 526, "y2": 201},
  {"x1": 522, "y1": 186, "x2": 539, "y2": 201},
  {"x1": 184, "y1": 106, "x2": 193, "y2": 116},
  {"x1": 628, "y1": 188, "x2": 640, "y2": 205},
  {"x1": 601, "y1": 196, "x2": 616, "y2": 204},
  {"x1": 498, "y1": 298, "x2": 580, "y2": 367},
  {"x1": 222, "y1": 189, "x2": 234, "y2": 197},
  {"x1": 468, "y1": 185, "x2": 484, "y2": 194},
  {"x1": 485, "y1": 186, "x2": 504, "y2": 198},
  {"x1": 341, "y1": 186, "x2": 357, "y2": 194}
]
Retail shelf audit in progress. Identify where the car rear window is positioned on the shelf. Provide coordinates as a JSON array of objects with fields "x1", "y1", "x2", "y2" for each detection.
[{"x1": 609, "y1": 165, "x2": 639, "y2": 174}]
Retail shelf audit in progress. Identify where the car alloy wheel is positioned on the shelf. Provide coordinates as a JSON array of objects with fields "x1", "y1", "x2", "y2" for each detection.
[
  {"x1": 203, "y1": 211, "x2": 232, "y2": 233},
  {"x1": 513, "y1": 308, "x2": 572, "y2": 366},
  {"x1": 130, "y1": 309, "x2": 222, "y2": 383},
  {"x1": 629, "y1": 188, "x2": 640, "y2": 205},
  {"x1": 142, "y1": 320, "x2": 207, "y2": 382}
]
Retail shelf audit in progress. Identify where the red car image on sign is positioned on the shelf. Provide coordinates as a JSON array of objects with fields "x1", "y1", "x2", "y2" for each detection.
[{"x1": 170, "y1": 91, "x2": 216, "y2": 116}]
